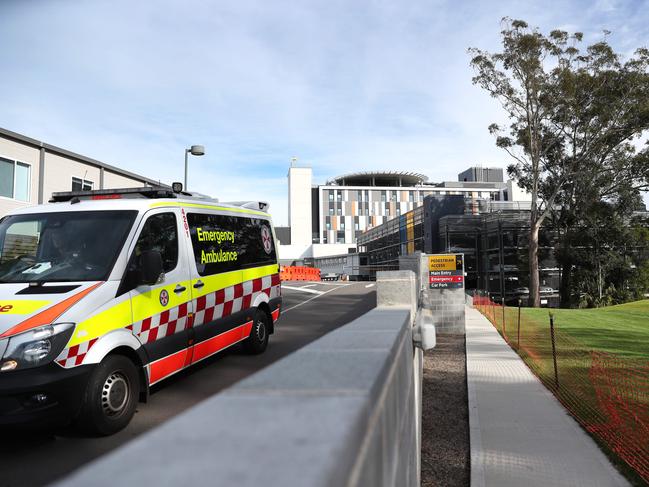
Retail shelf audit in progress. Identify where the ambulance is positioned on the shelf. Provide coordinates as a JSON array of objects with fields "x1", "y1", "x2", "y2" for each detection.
[{"x1": 0, "y1": 185, "x2": 281, "y2": 435}]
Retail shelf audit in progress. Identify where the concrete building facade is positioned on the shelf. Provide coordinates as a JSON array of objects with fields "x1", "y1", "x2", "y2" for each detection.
[
  {"x1": 0, "y1": 127, "x2": 163, "y2": 217},
  {"x1": 278, "y1": 165, "x2": 521, "y2": 262}
]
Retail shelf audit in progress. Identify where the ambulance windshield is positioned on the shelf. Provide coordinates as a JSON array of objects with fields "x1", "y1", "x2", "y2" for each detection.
[{"x1": 0, "y1": 210, "x2": 137, "y2": 283}]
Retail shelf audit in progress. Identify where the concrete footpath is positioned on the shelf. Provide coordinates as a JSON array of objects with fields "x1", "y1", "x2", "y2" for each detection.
[{"x1": 465, "y1": 306, "x2": 630, "y2": 487}]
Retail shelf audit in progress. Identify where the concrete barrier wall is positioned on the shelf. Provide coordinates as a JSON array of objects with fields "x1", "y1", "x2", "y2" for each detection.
[{"x1": 58, "y1": 272, "x2": 420, "y2": 487}]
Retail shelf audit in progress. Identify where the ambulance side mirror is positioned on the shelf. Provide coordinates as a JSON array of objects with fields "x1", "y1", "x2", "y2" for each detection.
[{"x1": 140, "y1": 250, "x2": 163, "y2": 286}]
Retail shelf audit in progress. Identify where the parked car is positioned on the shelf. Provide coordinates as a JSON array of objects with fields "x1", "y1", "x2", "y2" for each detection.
[{"x1": 322, "y1": 272, "x2": 340, "y2": 281}]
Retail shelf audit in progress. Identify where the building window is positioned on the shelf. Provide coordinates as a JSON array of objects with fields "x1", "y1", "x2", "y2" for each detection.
[
  {"x1": 396, "y1": 208, "x2": 401, "y2": 216},
  {"x1": 337, "y1": 231, "x2": 345, "y2": 243},
  {"x1": 72, "y1": 177, "x2": 93, "y2": 191},
  {"x1": 329, "y1": 206, "x2": 334, "y2": 215},
  {"x1": 386, "y1": 207, "x2": 390, "y2": 216},
  {"x1": 326, "y1": 222, "x2": 331, "y2": 230},
  {"x1": 340, "y1": 221, "x2": 345, "y2": 230},
  {"x1": 337, "y1": 191, "x2": 342, "y2": 202},
  {"x1": 0, "y1": 157, "x2": 30, "y2": 202},
  {"x1": 355, "y1": 222, "x2": 360, "y2": 231},
  {"x1": 409, "y1": 191, "x2": 414, "y2": 202},
  {"x1": 337, "y1": 207, "x2": 342, "y2": 216},
  {"x1": 381, "y1": 191, "x2": 386, "y2": 202},
  {"x1": 391, "y1": 190, "x2": 397, "y2": 202}
]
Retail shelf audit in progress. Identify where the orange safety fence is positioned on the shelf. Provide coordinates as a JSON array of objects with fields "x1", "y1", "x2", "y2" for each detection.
[
  {"x1": 279, "y1": 266, "x2": 321, "y2": 282},
  {"x1": 472, "y1": 293, "x2": 649, "y2": 484}
]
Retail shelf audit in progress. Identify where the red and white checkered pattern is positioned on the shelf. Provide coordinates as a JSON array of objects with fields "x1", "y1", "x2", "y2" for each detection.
[
  {"x1": 56, "y1": 337, "x2": 98, "y2": 368},
  {"x1": 129, "y1": 302, "x2": 191, "y2": 344},
  {"x1": 193, "y1": 273, "x2": 280, "y2": 327},
  {"x1": 55, "y1": 273, "x2": 281, "y2": 368}
]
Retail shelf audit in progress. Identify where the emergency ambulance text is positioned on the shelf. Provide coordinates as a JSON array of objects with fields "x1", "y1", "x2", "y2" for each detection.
[
  {"x1": 201, "y1": 249, "x2": 238, "y2": 264},
  {"x1": 196, "y1": 228, "x2": 235, "y2": 244}
]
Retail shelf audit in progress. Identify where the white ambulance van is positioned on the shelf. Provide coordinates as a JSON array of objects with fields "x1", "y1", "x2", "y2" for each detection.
[{"x1": 0, "y1": 185, "x2": 281, "y2": 434}]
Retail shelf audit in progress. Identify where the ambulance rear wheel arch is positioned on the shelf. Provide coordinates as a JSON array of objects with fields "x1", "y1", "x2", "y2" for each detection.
[
  {"x1": 252, "y1": 293, "x2": 273, "y2": 334},
  {"x1": 256, "y1": 301, "x2": 274, "y2": 335}
]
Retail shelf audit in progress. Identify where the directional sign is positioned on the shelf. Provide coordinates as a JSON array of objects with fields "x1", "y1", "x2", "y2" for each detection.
[
  {"x1": 429, "y1": 275, "x2": 464, "y2": 284},
  {"x1": 428, "y1": 254, "x2": 463, "y2": 271},
  {"x1": 428, "y1": 254, "x2": 464, "y2": 289}
]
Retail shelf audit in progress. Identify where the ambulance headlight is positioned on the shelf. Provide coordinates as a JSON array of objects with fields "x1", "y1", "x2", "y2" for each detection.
[{"x1": 0, "y1": 323, "x2": 75, "y2": 371}]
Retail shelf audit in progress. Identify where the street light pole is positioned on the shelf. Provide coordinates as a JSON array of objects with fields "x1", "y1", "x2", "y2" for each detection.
[
  {"x1": 184, "y1": 145, "x2": 205, "y2": 190},
  {"x1": 184, "y1": 149, "x2": 189, "y2": 190}
]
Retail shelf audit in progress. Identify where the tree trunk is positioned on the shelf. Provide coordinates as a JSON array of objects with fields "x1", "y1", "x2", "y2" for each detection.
[{"x1": 529, "y1": 222, "x2": 541, "y2": 307}]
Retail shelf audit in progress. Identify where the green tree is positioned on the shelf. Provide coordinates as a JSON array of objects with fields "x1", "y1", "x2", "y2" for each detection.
[{"x1": 469, "y1": 18, "x2": 649, "y2": 306}]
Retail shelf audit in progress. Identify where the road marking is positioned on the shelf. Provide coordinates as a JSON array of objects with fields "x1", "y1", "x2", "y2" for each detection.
[
  {"x1": 281, "y1": 285, "x2": 324, "y2": 295},
  {"x1": 281, "y1": 286, "x2": 340, "y2": 313},
  {"x1": 365, "y1": 283, "x2": 375, "y2": 288}
]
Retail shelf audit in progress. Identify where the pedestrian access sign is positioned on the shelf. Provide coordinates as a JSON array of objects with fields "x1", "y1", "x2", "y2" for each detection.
[{"x1": 428, "y1": 254, "x2": 464, "y2": 289}]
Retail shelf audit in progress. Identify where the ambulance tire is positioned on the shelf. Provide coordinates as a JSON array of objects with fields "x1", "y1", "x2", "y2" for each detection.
[
  {"x1": 243, "y1": 308, "x2": 269, "y2": 354},
  {"x1": 77, "y1": 355, "x2": 140, "y2": 436}
]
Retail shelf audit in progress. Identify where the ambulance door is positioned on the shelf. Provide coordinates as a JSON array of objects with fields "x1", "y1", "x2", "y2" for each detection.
[
  {"x1": 185, "y1": 211, "x2": 245, "y2": 364},
  {"x1": 127, "y1": 209, "x2": 193, "y2": 385}
]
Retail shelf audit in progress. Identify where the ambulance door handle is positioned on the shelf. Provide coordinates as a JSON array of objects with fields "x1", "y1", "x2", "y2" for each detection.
[
  {"x1": 193, "y1": 280, "x2": 204, "y2": 289},
  {"x1": 174, "y1": 285, "x2": 187, "y2": 294}
]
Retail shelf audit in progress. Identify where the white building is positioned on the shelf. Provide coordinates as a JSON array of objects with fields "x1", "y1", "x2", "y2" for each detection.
[
  {"x1": 0, "y1": 127, "x2": 163, "y2": 217},
  {"x1": 278, "y1": 165, "x2": 526, "y2": 262}
]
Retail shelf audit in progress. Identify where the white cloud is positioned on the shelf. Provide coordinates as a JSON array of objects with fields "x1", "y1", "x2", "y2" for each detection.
[{"x1": 1, "y1": 0, "x2": 648, "y2": 223}]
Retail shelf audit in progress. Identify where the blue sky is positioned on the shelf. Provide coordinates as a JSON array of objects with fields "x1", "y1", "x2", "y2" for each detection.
[{"x1": 1, "y1": 0, "x2": 648, "y2": 224}]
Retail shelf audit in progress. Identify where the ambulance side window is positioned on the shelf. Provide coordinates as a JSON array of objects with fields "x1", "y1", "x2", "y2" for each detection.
[
  {"x1": 134, "y1": 213, "x2": 178, "y2": 273},
  {"x1": 187, "y1": 213, "x2": 240, "y2": 276},
  {"x1": 238, "y1": 218, "x2": 277, "y2": 268}
]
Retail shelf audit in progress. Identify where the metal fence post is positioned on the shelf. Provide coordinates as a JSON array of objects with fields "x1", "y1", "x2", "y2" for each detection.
[
  {"x1": 489, "y1": 293, "x2": 494, "y2": 322},
  {"x1": 501, "y1": 297, "x2": 506, "y2": 339},
  {"x1": 549, "y1": 312, "x2": 559, "y2": 389},
  {"x1": 517, "y1": 298, "x2": 521, "y2": 350}
]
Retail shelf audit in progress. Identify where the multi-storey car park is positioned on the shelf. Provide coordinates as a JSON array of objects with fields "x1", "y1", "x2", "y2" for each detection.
[{"x1": 356, "y1": 195, "x2": 561, "y2": 305}]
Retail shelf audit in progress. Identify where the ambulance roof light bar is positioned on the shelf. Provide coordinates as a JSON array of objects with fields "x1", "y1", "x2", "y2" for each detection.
[{"x1": 50, "y1": 186, "x2": 177, "y2": 202}]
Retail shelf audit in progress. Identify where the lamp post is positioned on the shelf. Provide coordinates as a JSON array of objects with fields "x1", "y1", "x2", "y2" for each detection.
[{"x1": 184, "y1": 145, "x2": 205, "y2": 190}]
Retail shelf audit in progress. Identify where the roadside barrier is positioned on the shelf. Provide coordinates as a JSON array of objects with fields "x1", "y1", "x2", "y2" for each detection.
[
  {"x1": 279, "y1": 265, "x2": 321, "y2": 282},
  {"x1": 473, "y1": 293, "x2": 649, "y2": 484},
  {"x1": 57, "y1": 271, "x2": 423, "y2": 487}
]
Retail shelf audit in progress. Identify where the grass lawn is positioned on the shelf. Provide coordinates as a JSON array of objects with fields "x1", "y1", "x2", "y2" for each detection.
[{"x1": 515, "y1": 300, "x2": 649, "y2": 360}]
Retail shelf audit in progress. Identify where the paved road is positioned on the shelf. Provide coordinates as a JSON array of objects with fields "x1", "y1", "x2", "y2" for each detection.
[{"x1": 0, "y1": 281, "x2": 376, "y2": 487}]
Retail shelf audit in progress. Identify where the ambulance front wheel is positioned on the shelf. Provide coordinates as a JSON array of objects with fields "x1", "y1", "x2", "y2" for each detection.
[
  {"x1": 77, "y1": 354, "x2": 140, "y2": 436},
  {"x1": 243, "y1": 308, "x2": 270, "y2": 354}
]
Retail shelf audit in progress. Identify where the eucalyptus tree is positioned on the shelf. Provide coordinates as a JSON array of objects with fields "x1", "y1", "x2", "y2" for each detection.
[{"x1": 469, "y1": 18, "x2": 649, "y2": 306}]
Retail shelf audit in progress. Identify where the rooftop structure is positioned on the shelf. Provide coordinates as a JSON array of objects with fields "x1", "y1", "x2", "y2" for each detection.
[{"x1": 327, "y1": 171, "x2": 428, "y2": 187}]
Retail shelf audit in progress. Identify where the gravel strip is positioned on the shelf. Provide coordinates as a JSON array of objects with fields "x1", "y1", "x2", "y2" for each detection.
[{"x1": 421, "y1": 334, "x2": 470, "y2": 487}]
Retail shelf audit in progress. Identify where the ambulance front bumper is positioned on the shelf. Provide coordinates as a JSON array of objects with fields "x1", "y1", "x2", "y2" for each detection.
[{"x1": 0, "y1": 362, "x2": 94, "y2": 428}]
